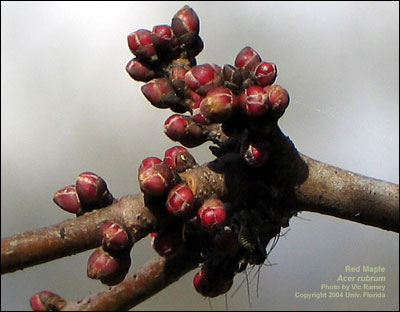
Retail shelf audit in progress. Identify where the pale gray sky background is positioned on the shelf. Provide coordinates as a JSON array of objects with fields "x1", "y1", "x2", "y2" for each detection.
[{"x1": 1, "y1": 1, "x2": 399, "y2": 310}]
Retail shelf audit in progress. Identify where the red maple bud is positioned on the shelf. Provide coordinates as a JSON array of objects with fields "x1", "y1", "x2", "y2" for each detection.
[
  {"x1": 164, "y1": 145, "x2": 197, "y2": 172},
  {"x1": 141, "y1": 78, "x2": 180, "y2": 109},
  {"x1": 87, "y1": 247, "x2": 131, "y2": 286},
  {"x1": 100, "y1": 221, "x2": 131, "y2": 252},
  {"x1": 151, "y1": 226, "x2": 183, "y2": 257},
  {"x1": 151, "y1": 24, "x2": 176, "y2": 47},
  {"x1": 138, "y1": 156, "x2": 163, "y2": 173},
  {"x1": 189, "y1": 91, "x2": 211, "y2": 125},
  {"x1": 169, "y1": 65, "x2": 189, "y2": 94},
  {"x1": 53, "y1": 185, "x2": 81, "y2": 214},
  {"x1": 126, "y1": 58, "x2": 156, "y2": 82},
  {"x1": 241, "y1": 140, "x2": 269, "y2": 168},
  {"x1": 166, "y1": 182, "x2": 195, "y2": 217},
  {"x1": 199, "y1": 87, "x2": 238, "y2": 122},
  {"x1": 171, "y1": 5, "x2": 200, "y2": 38},
  {"x1": 193, "y1": 269, "x2": 233, "y2": 298},
  {"x1": 75, "y1": 172, "x2": 112, "y2": 206},
  {"x1": 213, "y1": 228, "x2": 240, "y2": 257},
  {"x1": 164, "y1": 114, "x2": 205, "y2": 147},
  {"x1": 239, "y1": 85, "x2": 268, "y2": 117},
  {"x1": 264, "y1": 84, "x2": 290, "y2": 119},
  {"x1": 185, "y1": 64, "x2": 223, "y2": 96},
  {"x1": 254, "y1": 61, "x2": 277, "y2": 87},
  {"x1": 138, "y1": 163, "x2": 177, "y2": 197},
  {"x1": 30, "y1": 291, "x2": 65, "y2": 311},
  {"x1": 197, "y1": 198, "x2": 227, "y2": 228},
  {"x1": 127, "y1": 29, "x2": 157, "y2": 61},
  {"x1": 234, "y1": 46, "x2": 262, "y2": 72}
]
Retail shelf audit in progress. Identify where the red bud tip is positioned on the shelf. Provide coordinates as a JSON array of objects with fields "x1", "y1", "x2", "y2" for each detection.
[
  {"x1": 141, "y1": 78, "x2": 179, "y2": 109},
  {"x1": 193, "y1": 269, "x2": 233, "y2": 298},
  {"x1": 53, "y1": 185, "x2": 81, "y2": 214},
  {"x1": 75, "y1": 171, "x2": 108, "y2": 205},
  {"x1": 166, "y1": 183, "x2": 195, "y2": 217},
  {"x1": 254, "y1": 62, "x2": 277, "y2": 86},
  {"x1": 138, "y1": 156, "x2": 163, "y2": 173},
  {"x1": 171, "y1": 5, "x2": 200, "y2": 38},
  {"x1": 264, "y1": 84, "x2": 290, "y2": 119},
  {"x1": 234, "y1": 46, "x2": 262, "y2": 71},
  {"x1": 239, "y1": 85, "x2": 268, "y2": 117},
  {"x1": 197, "y1": 198, "x2": 227, "y2": 228},
  {"x1": 127, "y1": 29, "x2": 156, "y2": 61},
  {"x1": 100, "y1": 221, "x2": 130, "y2": 252},
  {"x1": 164, "y1": 146, "x2": 197, "y2": 172},
  {"x1": 138, "y1": 163, "x2": 177, "y2": 196},
  {"x1": 164, "y1": 114, "x2": 189, "y2": 140},
  {"x1": 87, "y1": 248, "x2": 120, "y2": 280},
  {"x1": 151, "y1": 24, "x2": 175, "y2": 47},
  {"x1": 126, "y1": 58, "x2": 156, "y2": 82},
  {"x1": 199, "y1": 87, "x2": 238, "y2": 123},
  {"x1": 185, "y1": 64, "x2": 223, "y2": 96}
]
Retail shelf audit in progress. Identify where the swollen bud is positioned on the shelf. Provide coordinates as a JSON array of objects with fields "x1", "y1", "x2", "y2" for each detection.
[
  {"x1": 141, "y1": 78, "x2": 181, "y2": 109},
  {"x1": 126, "y1": 58, "x2": 156, "y2": 82},
  {"x1": 197, "y1": 198, "x2": 227, "y2": 229},
  {"x1": 100, "y1": 221, "x2": 131, "y2": 252},
  {"x1": 193, "y1": 269, "x2": 233, "y2": 298},
  {"x1": 53, "y1": 185, "x2": 81, "y2": 214},
  {"x1": 138, "y1": 162, "x2": 177, "y2": 197},
  {"x1": 171, "y1": 5, "x2": 200, "y2": 38},
  {"x1": 239, "y1": 85, "x2": 268, "y2": 117},
  {"x1": 164, "y1": 146, "x2": 197, "y2": 172},
  {"x1": 30, "y1": 291, "x2": 66, "y2": 311},
  {"x1": 76, "y1": 172, "x2": 113, "y2": 209},
  {"x1": 127, "y1": 29, "x2": 157, "y2": 62},
  {"x1": 166, "y1": 182, "x2": 195, "y2": 217},
  {"x1": 235, "y1": 46, "x2": 262, "y2": 72},
  {"x1": 254, "y1": 61, "x2": 277, "y2": 87},
  {"x1": 185, "y1": 64, "x2": 223, "y2": 96},
  {"x1": 199, "y1": 87, "x2": 238, "y2": 123},
  {"x1": 264, "y1": 84, "x2": 290, "y2": 119},
  {"x1": 164, "y1": 114, "x2": 206, "y2": 147}
]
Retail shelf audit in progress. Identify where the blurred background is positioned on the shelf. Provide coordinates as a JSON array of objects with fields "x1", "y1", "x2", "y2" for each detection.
[{"x1": 1, "y1": 1, "x2": 398, "y2": 310}]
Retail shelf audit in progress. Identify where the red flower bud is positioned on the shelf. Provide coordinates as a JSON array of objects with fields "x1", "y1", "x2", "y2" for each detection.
[
  {"x1": 200, "y1": 87, "x2": 238, "y2": 122},
  {"x1": 164, "y1": 146, "x2": 197, "y2": 172},
  {"x1": 53, "y1": 185, "x2": 81, "y2": 214},
  {"x1": 197, "y1": 198, "x2": 227, "y2": 228},
  {"x1": 76, "y1": 172, "x2": 111, "y2": 206},
  {"x1": 185, "y1": 64, "x2": 223, "y2": 96},
  {"x1": 138, "y1": 156, "x2": 163, "y2": 173},
  {"x1": 30, "y1": 291, "x2": 65, "y2": 311},
  {"x1": 151, "y1": 226, "x2": 183, "y2": 257},
  {"x1": 100, "y1": 221, "x2": 130, "y2": 252},
  {"x1": 87, "y1": 247, "x2": 131, "y2": 286},
  {"x1": 190, "y1": 91, "x2": 211, "y2": 125},
  {"x1": 241, "y1": 140, "x2": 269, "y2": 168},
  {"x1": 254, "y1": 62, "x2": 277, "y2": 87},
  {"x1": 213, "y1": 228, "x2": 240, "y2": 257},
  {"x1": 264, "y1": 84, "x2": 290, "y2": 119},
  {"x1": 164, "y1": 114, "x2": 205, "y2": 147},
  {"x1": 171, "y1": 5, "x2": 200, "y2": 38},
  {"x1": 239, "y1": 85, "x2": 268, "y2": 117},
  {"x1": 169, "y1": 65, "x2": 189, "y2": 95},
  {"x1": 151, "y1": 24, "x2": 175, "y2": 47},
  {"x1": 193, "y1": 269, "x2": 233, "y2": 298},
  {"x1": 127, "y1": 29, "x2": 157, "y2": 61},
  {"x1": 126, "y1": 58, "x2": 156, "y2": 82},
  {"x1": 166, "y1": 183, "x2": 195, "y2": 217},
  {"x1": 141, "y1": 78, "x2": 180, "y2": 109},
  {"x1": 138, "y1": 163, "x2": 177, "y2": 197},
  {"x1": 234, "y1": 46, "x2": 262, "y2": 72}
]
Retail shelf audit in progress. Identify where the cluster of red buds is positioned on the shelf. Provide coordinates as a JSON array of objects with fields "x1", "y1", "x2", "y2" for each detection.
[
  {"x1": 127, "y1": 6, "x2": 296, "y2": 298},
  {"x1": 53, "y1": 172, "x2": 133, "y2": 286}
]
